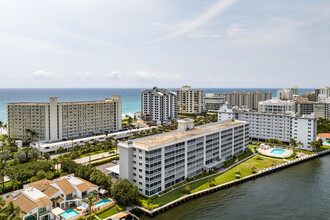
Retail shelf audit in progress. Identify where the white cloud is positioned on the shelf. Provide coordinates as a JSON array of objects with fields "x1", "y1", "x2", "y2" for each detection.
[
  {"x1": 150, "y1": 0, "x2": 237, "y2": 42},
  {"x1": 188, "y1": 32, "x2": 222, "y2": 39},
  {"x1": 30, "y1": 71, "x2": 62, "y2": 80},
  {"x1": 105, "y1": 71, "x2": 122, "y2": 80},
  {"x1": 76, "y1": 72, "x2": 93, "y2": 80},
  {"x1": 50, "y1": 28, "x2": 137, "y2": 53},
  {"x1": 227, "y1": 24, "x2": 241, "y2": 38},
  {"x1": 134, "y1": 71, "x2": 182, "y2": 80}
]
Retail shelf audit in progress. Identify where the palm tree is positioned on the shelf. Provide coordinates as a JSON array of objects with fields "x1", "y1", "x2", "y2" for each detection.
[
  {"x1": 43, "y1": 152, "x2": 50, "y2": 160},
  {"x1": 82, "y1": 194, "x2": 96, "y2": 220},
  {"x1": 114, "y1": 138, "x2": 118, "y2": 155},
  {"x1": 52, "y1": 158, "x2": 59, "y2": 170},
  {"x1": 24, "y1": 129, "x2": 38, "y2": 143},
  {"x1": 3, "y1": 201, "x2": 25, "y2": 220},
  {"x1": 10, "y1": 179, "x2": 20, "y2": 191},
  {"x1": 57, "y1": 146, "x2": 65, "y2": 156},
  {"x1": 290, "y1": 138, "x2": 297, "y2": 150},
  {"x1": 70, "y1": 137, "x2": 74, "y2": 150},
  {"x1": 297, "y1": 141, "x2": 303, "y2": 149},
  {"x1": 104, "y1": 131, "x2": 109, "y2": 139},
  {"x1": 0, "y1": 121, "x2": 3, "y2": 128},
  {"x1": 310, "y1": 141, "x2": 320, "y2": 152},
  {"x1": 0, "y1": 160, "x2": 9, "y2": 189}
]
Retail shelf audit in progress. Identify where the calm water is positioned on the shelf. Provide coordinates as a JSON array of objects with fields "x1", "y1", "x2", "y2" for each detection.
[
  {"x1": 139, "y1": 156, "x2": 330, "y2": 220},
  {"x1": 0, "y1": 88, "x2": 314, "y2": 123}
]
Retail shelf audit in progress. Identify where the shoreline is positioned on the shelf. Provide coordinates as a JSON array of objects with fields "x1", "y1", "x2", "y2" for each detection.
[{"x1": 135, "y1": 149, "x2": 330, "y2": 217}]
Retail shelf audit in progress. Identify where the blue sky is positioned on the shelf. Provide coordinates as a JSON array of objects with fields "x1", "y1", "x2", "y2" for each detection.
[{"x1": 0, "y1": 0, "x2": 329, "y2": 88}]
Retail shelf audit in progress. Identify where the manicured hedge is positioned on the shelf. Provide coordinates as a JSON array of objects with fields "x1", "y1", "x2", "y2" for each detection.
[{"x1": 91, "y1": 156, "x2": 119, "y2": 166}]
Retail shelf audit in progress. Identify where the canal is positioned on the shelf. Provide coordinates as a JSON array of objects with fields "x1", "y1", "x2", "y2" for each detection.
[{"x1": 138, "y1": 155, "x2": 330, "y2": 220}]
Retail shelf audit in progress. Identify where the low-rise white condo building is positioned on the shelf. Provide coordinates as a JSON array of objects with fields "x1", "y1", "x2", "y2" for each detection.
[
  {"x1": 119, "y1": 119, "x2": 249, "y2": 196},
  {"x1": 7, "y1": 96, "x2": 122, "y2": 142},
  {"x1": 258, "y1": 99, "x2": 295, "y2": 114},
  {"x1": 141, "y1": 87, "x2": 177, "y2": 123},
  {"x1": 218, "y1": 104, "x2": 317, "y2": 150},
  {"x1": 172, "y1": 86, "x2": 203, "y2": 114}
]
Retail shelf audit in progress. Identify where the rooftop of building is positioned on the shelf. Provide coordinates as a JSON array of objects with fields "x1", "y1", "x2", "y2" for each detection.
[
  {"x1": 2, "y1": 174, "x2": 99, "y2": 215},
  {"x1": 141, "y1": 87, "x2": 175, "y2": 96},
  {"x1": 132, "y1": 120, "x2": 246, "y2": 148},
  {"x1": 259, "y1": 98, "x2": 295, "y2": 104},
  {"x1": 318, "y1": 133, "x2": 330, "y2": 138},
  {"x1": 7, "y1": 96, "x2": 121, "y2": 105}
]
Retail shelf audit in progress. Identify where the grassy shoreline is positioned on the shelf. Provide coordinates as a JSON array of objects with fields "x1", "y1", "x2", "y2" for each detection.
[{"x1": 140, "y1": 155, "x2": 286, "y2": 209}]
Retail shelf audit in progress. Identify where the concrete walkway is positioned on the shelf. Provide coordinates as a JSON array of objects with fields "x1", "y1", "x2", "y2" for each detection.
[{"x1": 74, "y1": 152, "x2": 117, "y2": 164}]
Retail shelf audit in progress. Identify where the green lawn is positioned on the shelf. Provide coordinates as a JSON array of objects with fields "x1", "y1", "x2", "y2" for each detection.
[
  {"x1": 97, "y1": 206, "x2": 119, "y2": 219},
  {"x1": 148, "y1": 156, "x2": 285, "y2": 207},
  {"x1": 317, "y1": 145, "x2": 330, "y2": 152},
  {"x1": 96, "y1": 204, "x2": 125, "y2": 219}
]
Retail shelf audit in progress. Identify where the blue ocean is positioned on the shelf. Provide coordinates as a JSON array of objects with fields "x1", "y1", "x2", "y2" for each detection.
[{"x1": 0, "y1": 88, "x2": 314, "y2": 123}]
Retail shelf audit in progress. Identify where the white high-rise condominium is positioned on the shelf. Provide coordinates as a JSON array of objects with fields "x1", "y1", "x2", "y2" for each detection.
[
  {"x1": 119, "y1": 119, "x2": 249, "y2": 196},
  {"x1": 141, "y1": 87, "x2": 177, "y2": 123},
  {"x1": 209, "y1": 90, "x2": 272, "y2": 110},
  {"x1": 258, "y1": 99, "x2": 295, "y2": 114},
  {"x1": 315, "y1": 86, "x2": 330, "y2": 102},
  {"x1": 7, "y1": 96, "x2": 122, "y2": 141},
  {"x1": 218, "y1": 104, "x2": 317, "y2": 150},
  {"x1": 172, "y1": 85, "x2": 203, "y2": 114},
  {"x1": 277, "y1": 88, "x2": 293, "y2": 100},
  {"x1": 291, "y1": 86, "x2": 299, "y2": 96}
]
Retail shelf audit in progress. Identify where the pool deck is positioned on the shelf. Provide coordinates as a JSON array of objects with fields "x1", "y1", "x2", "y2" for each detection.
[
  {"x1": 258, "y1": 147, "x2": 293, "y2": 158},
  {"x1": 59, "y1": 196, "x2": 115, "y2": 220}
]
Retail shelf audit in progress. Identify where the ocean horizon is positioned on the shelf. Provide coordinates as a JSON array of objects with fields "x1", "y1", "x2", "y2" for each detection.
[{"x1": 0, "y1": 88, "x2": 314, "y2": 123}]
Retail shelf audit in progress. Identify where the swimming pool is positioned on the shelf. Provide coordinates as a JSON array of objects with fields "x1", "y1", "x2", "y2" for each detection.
[
  {"x1": 60, "y1": 209, "x2": 79, "y2": 219},
  {"x1": 94, "y1": 199, "x2": 111, "y2": 207},
  {"x1": 270, "y1": 149, "x2": 285, "y2": 155}
]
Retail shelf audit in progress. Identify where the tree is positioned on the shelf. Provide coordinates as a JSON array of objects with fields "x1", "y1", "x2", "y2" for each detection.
[
  {"x1": 251, "y1": 167, "x2": 257, "y2": 174},
  {"x1": 57, "y1": 146, "x2": 65, "y2": 156},
  {"x1": 70, "y1": 137, "x2": 74, "y2": 150},
  {"x1": 290, "y1": 139, "x2": 297, "y2": 150},
  {"x1": 184, "y1": 185, "x2": 191, "y2": 194},
  {"x1": 52, "y1": 158, "x2": 59, "y2": 170},
  {"x1": 15, "y1": 151, "x2": 26, "y2": 164},
  {"x1": 0, "y1": 121, "x2": 3, "y2": 128},
  {"x1": 111, "y1": 178, "x2": 138, "y2": 206},
  {"x1": 82, "y1": 194, "x2": 96, "y2": 220},
  {"x1": 114, "y1": 138, "x2": 118, "y2": 155},
  {"x1": 0, "y1": 160, "x2": 9, "y2": 189},
  {"x1": 28, "y1": 148, "x2": 40, "y2": 161},
  {"x1": 2, "y1": 201, "x2": 25, "y2": 220},
  {"x1": 43, "y1": 152, "x2": 50, "y2": 160},
  {"x1": 310, "y1": 141, "x2": 321, "y2": 152},
  {"x1": 24, "y1": 129, "x2": 38, "y2": 143},
  {"x1": 208, "y1": 178, "x2": 216, "y2": 187},
  {"x1": 297, "y1": 141, "x2": 303, "y2": 149},
  {"x1": 0, "y1": 149, "x2": 12, "y2": 162},
  {"x1": 317, "y1": 118, "x2": 330, "y2": 134},
  {"x1": 10, "y1": 179, "x2": 20, "y2": 191}
]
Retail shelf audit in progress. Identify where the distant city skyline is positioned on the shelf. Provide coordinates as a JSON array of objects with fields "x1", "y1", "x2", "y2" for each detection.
[{"x1": 1, "y1": 0, "x2": 330, "y2": 88}]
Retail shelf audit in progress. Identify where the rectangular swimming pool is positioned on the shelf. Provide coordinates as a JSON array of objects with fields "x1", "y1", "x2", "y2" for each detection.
[
  {"x1": 270, "y1": 149, "x2": 285, "y2": 155},
  {"x1": 94, "y1": 199, "x2": 111, "y2": 207},
  {"x1": 60, "y1": 209, "x2": 79, "y2": 219}
]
